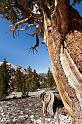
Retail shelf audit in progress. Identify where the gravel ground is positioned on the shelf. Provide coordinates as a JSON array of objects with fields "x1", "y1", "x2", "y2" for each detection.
[{"x1": 0, "y1": 94, "x2": 72, "y2": 124}]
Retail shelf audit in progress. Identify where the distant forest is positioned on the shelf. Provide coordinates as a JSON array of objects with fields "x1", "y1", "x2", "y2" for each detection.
[{"x1": 0, "y1": 59, "x2": 56, "y2": 100}]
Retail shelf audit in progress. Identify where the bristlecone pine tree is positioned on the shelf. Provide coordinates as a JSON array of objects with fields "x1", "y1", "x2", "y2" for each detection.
[
  {"x1": 0, "y1": 59, "x2": 10, "y2": 100},
  {"x1": 0, "y1": 0, "x2": 82, "y2": 123}
]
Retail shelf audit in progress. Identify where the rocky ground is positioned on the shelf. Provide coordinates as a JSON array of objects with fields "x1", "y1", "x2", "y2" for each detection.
[{"x1": 0, "y1": 91, "x2": 72, "y2": 124}]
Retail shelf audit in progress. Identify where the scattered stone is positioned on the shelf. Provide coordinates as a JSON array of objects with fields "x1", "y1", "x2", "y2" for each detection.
[
  {"x1": 30, "y1": 115, "x2": 34, "y2": 119},
  {"x1": 0, "y1": 92, "x2": 72, "y2": 124}
]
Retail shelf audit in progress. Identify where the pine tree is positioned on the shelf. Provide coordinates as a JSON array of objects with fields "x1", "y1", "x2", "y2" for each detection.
[
  {"x1": 8, "y1": 65, "x2": 15, "y2": 92},
  {"x1": 14, "y1": 67, "x2": 28, "y2": 96},
  {"x1": 21, "y1": 72, "x2": 29, "y2": 97},
  {"x1": 25, "y1": 74, "x2": 30, "y2": 93},
  {"x1": 46, "y1": 68, "x2": 56, "y2": 88},
  {"x1": 33, "y1": 69, "x2": 40, "y2": 90},
  {"x1": 0, "y1": 59, "x2": 10, "y2": 100},
  {"x1": 27, "y1": 66, "x2": 34, "y2": 91},
  {"x1": 0, "y1": 71, "x2": 6, "y2": 100},
  {"x1": 26, "y1": 66, "x2": 39, "y2": 92},
  {"x1": 14, "y1": 67, "x2": 24, "y2": 92}
]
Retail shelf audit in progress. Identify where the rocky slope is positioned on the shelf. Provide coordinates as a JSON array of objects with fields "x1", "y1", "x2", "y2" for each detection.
[
  {"x1": 0, "y1": 91, "x2": 72, "y2": 124},
  {"x1": 0, "y1": 62, "x2": 27, "y2": 74}
]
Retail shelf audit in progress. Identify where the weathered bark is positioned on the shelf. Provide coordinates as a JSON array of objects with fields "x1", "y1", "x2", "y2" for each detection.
[
  {"x1": 43, "y1": 11, "x2": 82, "y2": 123},
  {"x1": 48, "y1": 27, "x2": 82, "y2": 124},
  {"x1": 66, "y1": 31, "x2": 82, "y2": 73}
]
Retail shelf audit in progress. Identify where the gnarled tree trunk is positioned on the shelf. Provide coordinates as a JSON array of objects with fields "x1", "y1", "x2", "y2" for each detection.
[
  {"x1": 43, "y1": 12, "x2": 82, "y2": 124},
  {"x1": 48, "y1": 26, "x2": 82, "y2": 124}
]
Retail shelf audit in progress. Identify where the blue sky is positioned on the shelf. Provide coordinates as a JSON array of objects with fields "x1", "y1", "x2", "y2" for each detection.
[
  {"x1": 0, "y1": 3, "x2": 82, "y2": 73},
  {"x1": 0, "y1": 19, "x2": 50, "y2": 73}
]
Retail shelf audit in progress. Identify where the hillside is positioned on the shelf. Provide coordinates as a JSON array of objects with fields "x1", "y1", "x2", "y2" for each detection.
[
  {"x1": 0, "y1": 90, "x2": 72, "y2": 124},
  {"x1": 0, "y1": 62, "x2": 47, "y2": 76},
  {"x1": 0, "y1": 62, "x2": 27, "y2": 74}
]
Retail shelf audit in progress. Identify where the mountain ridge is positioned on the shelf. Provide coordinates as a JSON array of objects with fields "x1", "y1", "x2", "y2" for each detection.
[
  {"x1": 0, "y1": 62, "x2": 47, "y2": 76},
  {"x1": 0, "y1": 62, "x2": 27, "y2": 74}
]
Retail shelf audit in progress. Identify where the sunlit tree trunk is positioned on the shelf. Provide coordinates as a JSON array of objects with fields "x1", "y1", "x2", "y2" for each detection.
[{"x1": 43, "y1": 13, "x2": 82, "y2": 123}]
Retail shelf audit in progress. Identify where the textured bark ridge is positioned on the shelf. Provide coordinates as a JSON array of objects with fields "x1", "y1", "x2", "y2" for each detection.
[
  {"x1": 48, "y1": 27, "x2": 82, "y2": 124},
  {"x1": 66, "y1": 31, "x2": 82, "y2": 73},
  {"x1": 43, "y1": 5, "x2": 82, "y2": 123}
]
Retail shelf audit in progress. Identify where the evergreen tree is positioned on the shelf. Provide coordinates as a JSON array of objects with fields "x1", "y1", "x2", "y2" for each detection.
[
  {"x1": 27, "y1": 66, "x2": 34, "y2": 91},
  {"x1": 14, "y1": 68, "x2": 24, "y2": 92},
  {"x1": 33, "y1": 69, "x2": 40, "y2": 90},
  {"x1": 0, "y1": 59, "x2": 10, "y2": 100},
  {"x1": 25, "y1": 74, "x2": 30, "y2": 93},
  {"x1": 8, "y1": 65, "x2": 15, "y2": 92},
  {"x1": 46, "y1": 68, "x2": 56, "y2": 88},
  {"x1": 0, "y1": 71, "x2": 6, "y2": 100},
  {"x1": 14, "y1": 67, "x2": 28, "y2": 96},
  {"x1": 26, "y1": 66, "x2": 39, "y2": 92},
  {"x1": 42, "y1": 76, "x2": 47, "y2": 88},
  {"x1": 21, "y1": 75, "x2": 28, "y2": 97}
]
